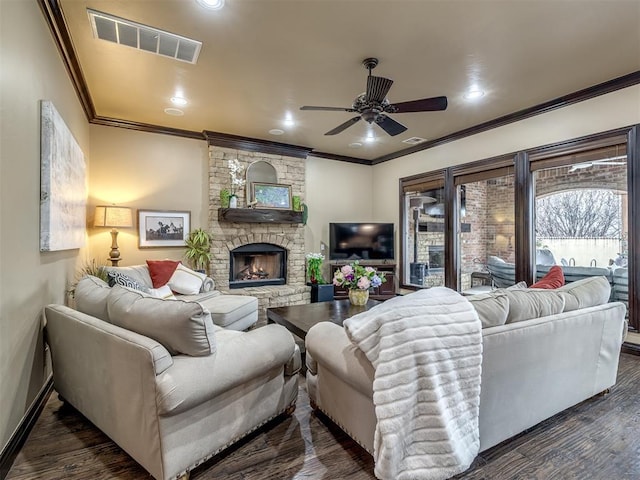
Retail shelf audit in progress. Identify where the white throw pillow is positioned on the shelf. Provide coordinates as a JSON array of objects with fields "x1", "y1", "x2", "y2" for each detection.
[
  {"x1": 147, "y1": 284, "x2": 177, "y2": 300},
  {"x1": 168, "y1": 264, "x2": 207, "y2": 295}
]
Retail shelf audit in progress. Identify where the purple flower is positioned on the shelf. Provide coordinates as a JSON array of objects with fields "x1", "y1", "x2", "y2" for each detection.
[{"x1": 371, "y1": 275, "x2": 382, "y2": 288}]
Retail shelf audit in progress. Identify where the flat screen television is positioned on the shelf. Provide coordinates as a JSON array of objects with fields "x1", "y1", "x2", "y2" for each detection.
[{"x1": 329, "y1": 223, "x2": 395, "y2": 261}]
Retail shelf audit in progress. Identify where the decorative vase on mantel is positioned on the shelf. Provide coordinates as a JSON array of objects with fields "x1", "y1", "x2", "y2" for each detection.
[
  {"x1": 349, "y1": 289, "x2": 369, "y2": 306},
  {"x1": 229, "y1": 194, "x2": 238, "y2": 208}
]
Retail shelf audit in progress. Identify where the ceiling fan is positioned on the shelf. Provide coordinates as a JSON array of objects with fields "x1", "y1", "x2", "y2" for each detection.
[{"x1": 300, "y1": 58, "x2": 448, "y2": 137}]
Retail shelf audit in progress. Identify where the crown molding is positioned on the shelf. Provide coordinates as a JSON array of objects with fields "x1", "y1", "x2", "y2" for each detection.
[
  {"x1": 307, "y1": 151, "x2": 372, "y2": 165},
  {"x1": 91, "y1": 116, "x2": 205, "y2": 140},
  {"x1": 203, "y1": 130, "x2": 313, "y2": 159}
]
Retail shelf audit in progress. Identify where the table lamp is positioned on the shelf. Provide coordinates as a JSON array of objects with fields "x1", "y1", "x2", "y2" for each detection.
[{"x1": 94, "y1": 205, "x2": 133, "y2": 266}]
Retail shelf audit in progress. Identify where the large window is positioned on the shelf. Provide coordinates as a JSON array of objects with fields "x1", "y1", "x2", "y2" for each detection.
[
  {"x1": 456, "y1": 168, "x2": 515, "y2": 291},
  {"x1": 399, "y1": 126, "x2": 638, "y2": 331}
]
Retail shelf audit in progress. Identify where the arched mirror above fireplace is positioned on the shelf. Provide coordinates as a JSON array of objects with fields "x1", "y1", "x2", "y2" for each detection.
[{"x1": 246, "y1": 161, "x2": 277, "y2": 203}]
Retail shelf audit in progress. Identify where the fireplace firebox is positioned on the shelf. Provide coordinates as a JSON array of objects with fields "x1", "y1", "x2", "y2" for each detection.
[{"x1": 229, "y1": 243, "x2": 287, "y2": 289}]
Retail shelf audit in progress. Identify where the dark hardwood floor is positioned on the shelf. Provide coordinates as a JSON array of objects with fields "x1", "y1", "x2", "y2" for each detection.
[{"x1": 7, "y1": 353, "x2": 640, "y2": 480}]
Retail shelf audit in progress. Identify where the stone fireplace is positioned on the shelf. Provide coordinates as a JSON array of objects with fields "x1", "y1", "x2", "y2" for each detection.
[{"x1": 208, "y1": 144, "x2": 310, "y2": 324}]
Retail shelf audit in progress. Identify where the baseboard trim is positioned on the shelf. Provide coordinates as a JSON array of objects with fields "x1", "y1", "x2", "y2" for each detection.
[{"x1": 0, "y1": 376, "x2": 54, "y2": 480}]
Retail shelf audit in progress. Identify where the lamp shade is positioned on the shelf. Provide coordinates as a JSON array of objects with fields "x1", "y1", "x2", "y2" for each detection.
[{"x1": 94, "y1": 205, "x2": 133, "y2": 228}]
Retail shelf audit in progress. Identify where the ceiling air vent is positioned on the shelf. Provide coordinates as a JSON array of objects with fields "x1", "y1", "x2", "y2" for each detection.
[
  {"x1": 402, "y1": 137, "x2": 427, "y2": 145},
  {"x1": 88, "y1": 9, "x2": 202, "y2": 64}
]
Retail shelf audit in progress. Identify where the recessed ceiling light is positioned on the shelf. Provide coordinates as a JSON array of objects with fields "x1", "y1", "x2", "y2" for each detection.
[
  {"x1": 196, "y1": 0, "x2": 225, "y2": 10},
  {"x1": 164, "y1": 107, "x2": 184, "y2": 116},
  {"x1": 269, "y1": 129, "x2": 284, "y2": 136},
  {"x1": 464, "y1": 89, "x2": 485, "y2": 100},
  {"x1": 171, "y1": 96, "x2": 188, "y2": 106},
  {"x1": 349, "y1": 142, "x2": 363, "y2": 149},
  {"x1": 283, "y1": 112, "x2": 295, "y2": 127}
]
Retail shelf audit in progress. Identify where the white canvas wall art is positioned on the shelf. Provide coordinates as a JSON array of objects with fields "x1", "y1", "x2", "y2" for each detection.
[{"x1": 40, "y1": 100, "x2": 87, "y2": 251}]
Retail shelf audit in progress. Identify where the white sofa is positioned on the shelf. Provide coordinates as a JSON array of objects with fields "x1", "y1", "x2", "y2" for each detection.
[
  {"x1": 103, "y1": 264, "x2": 258, "y2": 331},
  {"x1": 45, "y1": 276, "x2": 301, "y2": 480},
  {"x1": 305, "y1": 276, "x2": 627, "y2": 460}
]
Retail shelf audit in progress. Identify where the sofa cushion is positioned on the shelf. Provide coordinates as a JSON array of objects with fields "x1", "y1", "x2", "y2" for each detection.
[
  {"x1": 199, "y1": 294, "x2": 259, "y2": 328},
  {"x1": 107, "y1": 271, "x2": 149, "y2": 293},
  {"x1": 75, "y1": 275, "x2": 111, "y2": 322},
  {"x1": 168, "y1": 264, "x2": 207, "y2": 295},
  {"x1": 467, "y1": 292, "x2": 509, "y2": 328},
  {"x1": 530, "y1": 265, "x2": 565, "y2": 289},
  {"x1": 146, "y1": 259, "x2": 180, "y2": 288},
  {"x1": 107, "y1": 285, "x2": 216, "y2": 356},
  {"x1": 500, "y1": 289, "x2": 565, "y2": 323},
  {"x1": 557, "y1": 276, "x2": 611, "y2": 312}
]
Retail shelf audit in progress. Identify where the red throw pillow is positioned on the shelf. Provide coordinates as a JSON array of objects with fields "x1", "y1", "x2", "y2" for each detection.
[
  {"x1": 530, "y1": 265, "x2": 565, "y2": 289},
  {"x1": 146, "y1": 260, "x2": 180, "y2": 288}
]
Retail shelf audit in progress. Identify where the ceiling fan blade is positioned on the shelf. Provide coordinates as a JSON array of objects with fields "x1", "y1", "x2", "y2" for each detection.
[
  {"x1": 300, "y1": 106, "x2": 357, "y2": 112},
  {"x1": 325, "y1": 116, "x2": 361, "y2": 135},
  {"x1": 376, "y1": 115, "x2": 407, "y2": 136},
  {"x1": 390, "y1": 96, "x2": 448, "y2": 113},
  {"x1": 366, "y1": 76, "x2": 394, "y2": 103}
]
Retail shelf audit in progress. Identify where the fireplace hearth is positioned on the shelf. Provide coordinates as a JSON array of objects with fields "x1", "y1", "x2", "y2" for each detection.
[{"x1": 229, "y1": 243, "x2": 287, "y2": 289}]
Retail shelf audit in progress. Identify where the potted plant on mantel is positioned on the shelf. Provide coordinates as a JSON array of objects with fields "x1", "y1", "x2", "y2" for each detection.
[
  {"x1": 306, "y1": 253, "x2": 334, "y2": 303},
  {"x1": 185, "y1": 228, "x2": 212, "y2": 274}
]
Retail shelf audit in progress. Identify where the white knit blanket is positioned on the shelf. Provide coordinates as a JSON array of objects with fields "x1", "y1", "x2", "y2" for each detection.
[{"x1": 343, "y1": 287, "x2": 482, "y2": 480}]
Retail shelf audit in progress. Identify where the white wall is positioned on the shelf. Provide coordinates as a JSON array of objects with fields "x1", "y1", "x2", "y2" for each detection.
[
  {"x1": 372, "y1": 85, "x2": 640, "y2": 225},
  {"x1": 305, "y1": 156, "x2": 373, "y2": 256},
  {"x1": 88, "y1": 125, "x2": 209, "y2": 266},
  {"x1": 0, "y1": 0, "x2": 91, "y2": 450}
]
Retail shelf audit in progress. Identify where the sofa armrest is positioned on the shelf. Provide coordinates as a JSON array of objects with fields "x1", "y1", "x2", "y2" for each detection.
[
  {"x1": 45, "y1": 304, "x2": 173, "y2": 375},
  {"x1": 305, "y1": 322, "x2": 374, "y2": 398},
  {"x1": 44, "y1": 304, "x2": 172, "y2": 478},
  {"x1": 156, "y1": 324, "x2": 297, "y2": 416}
]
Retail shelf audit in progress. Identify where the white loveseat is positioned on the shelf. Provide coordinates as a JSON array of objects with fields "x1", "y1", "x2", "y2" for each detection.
[
  {"x1": 305, "y1": 276, "x2": 627, "y2": 460},
  {"x1": 45, "y1": 276, "x2": 301, "y2": 480}
]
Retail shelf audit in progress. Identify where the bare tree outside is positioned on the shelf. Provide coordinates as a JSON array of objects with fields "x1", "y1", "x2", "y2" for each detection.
[{"x1": 536, "y1": 189, "x2": 622, "y2": 238}]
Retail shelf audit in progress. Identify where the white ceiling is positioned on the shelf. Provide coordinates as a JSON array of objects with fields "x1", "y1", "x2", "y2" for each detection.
[{"x1": 59, "y1": 0, "x2": 640, "y2": 162}]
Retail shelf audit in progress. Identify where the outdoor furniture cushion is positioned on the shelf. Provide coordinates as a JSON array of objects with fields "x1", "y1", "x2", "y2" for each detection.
[{"x1": 107, "y1": 285, "x2": 216, "y2": 356}]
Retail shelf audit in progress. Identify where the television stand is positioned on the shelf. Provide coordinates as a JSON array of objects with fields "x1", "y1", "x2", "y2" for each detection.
[{"x1": 330, "y1": 262, "x2": 396, "y2": 300}]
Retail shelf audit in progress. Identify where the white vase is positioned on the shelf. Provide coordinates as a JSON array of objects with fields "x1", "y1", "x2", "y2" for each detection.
[{"x1": 229, "y1": 195, "x2": 238, "y2": 208}]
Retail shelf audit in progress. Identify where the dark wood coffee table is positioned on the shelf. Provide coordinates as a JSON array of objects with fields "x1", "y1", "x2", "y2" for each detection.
[{"x1": 266, "y1": 299, "x2": 381, "y2": 340}]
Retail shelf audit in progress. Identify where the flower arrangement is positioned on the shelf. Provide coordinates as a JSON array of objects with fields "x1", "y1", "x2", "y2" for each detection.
[
  {"x1": 306, "y1": 252, "x2": 326, "y2": 284},
  {"x1": 333, "y1": 261, "x2": 386, "y2": 291},
  {"x1": 228, "y1": 159, "x2": 246, "y2": 196}
]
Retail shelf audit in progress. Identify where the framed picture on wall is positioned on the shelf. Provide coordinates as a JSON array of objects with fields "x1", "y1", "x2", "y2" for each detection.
[
  {"x1": 138, "y1": 210, "x2": 190, "y2": 248},
  {"x1": 251, "y1": 182, "x2": 292, "y2": 209}
]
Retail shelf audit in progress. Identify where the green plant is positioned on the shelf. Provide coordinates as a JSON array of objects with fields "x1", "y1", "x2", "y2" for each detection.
[
  {"x1": 68, "y1": 258, "x2": 108, "y2": 298},
  {"x1": 305, "y1": 253, "x2": 326, "y2": 284},
  {"x1": 185, "y1": 228, "x2": 212, "y2": 272}
]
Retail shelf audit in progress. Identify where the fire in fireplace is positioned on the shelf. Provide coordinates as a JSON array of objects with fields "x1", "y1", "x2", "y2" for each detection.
[{"x1": 229, "y1": 243, "x2": 287, "y2": 289}]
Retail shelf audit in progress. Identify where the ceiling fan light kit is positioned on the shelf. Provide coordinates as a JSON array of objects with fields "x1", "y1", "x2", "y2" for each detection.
[{"x1": 300, "y1": 57, "x2": 448, "y2": 137}]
